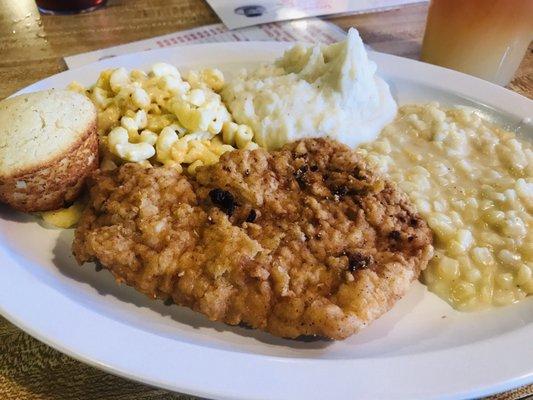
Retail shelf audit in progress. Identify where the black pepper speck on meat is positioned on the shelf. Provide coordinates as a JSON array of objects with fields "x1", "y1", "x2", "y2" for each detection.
[{"x1": 73, "y1": 139, "x2": 433, "y2": 340}]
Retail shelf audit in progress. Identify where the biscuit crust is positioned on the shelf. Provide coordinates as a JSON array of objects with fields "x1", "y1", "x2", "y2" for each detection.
[{"x1": 0, "y1": 123, "x2": 98, "y2": 212}]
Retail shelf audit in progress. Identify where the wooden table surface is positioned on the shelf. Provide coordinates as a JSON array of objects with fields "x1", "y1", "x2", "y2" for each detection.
[{"x1": 0, "y1": 1, "x2": 531, "y2": 399}]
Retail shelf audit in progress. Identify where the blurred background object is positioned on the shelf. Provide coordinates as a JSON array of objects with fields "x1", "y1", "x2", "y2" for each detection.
[
  {"x1": 36, "y1": 0, "x2": 107, "y2": 14},
  {"x1": 421, "y1": 0, "x2": 533, "y2": 86}
]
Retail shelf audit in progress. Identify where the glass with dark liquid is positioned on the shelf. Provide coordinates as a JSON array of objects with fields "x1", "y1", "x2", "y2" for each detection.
[
  {"x1": 421, "y1": 0, "x2": 533, "y2": 86},
  {"x1": 36, "y1": 0, "x2": 107, "y2": 14}
]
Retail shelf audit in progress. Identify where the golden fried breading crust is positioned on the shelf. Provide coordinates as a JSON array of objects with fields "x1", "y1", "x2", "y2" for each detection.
[{"x1": 73, "y1": 139, "x2": 433, "y2": 339}]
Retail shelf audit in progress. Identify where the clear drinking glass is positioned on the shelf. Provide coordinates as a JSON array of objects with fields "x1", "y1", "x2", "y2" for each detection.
[
  {"x1": 36, "y1": 0, "x2": 107, "y2": 14},
  {"x1": 421, "y1": 0, "x2": 533, "y2": 86}
]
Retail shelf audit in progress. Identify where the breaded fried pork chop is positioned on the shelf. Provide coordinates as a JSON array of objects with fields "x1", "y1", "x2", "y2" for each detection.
[{"x1": 73, "y1": 139, "x2": 433, "y2": 339}]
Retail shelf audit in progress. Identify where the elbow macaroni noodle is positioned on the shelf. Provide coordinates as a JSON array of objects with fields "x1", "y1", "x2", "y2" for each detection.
[{"x1": 41, "y1": 202, "x2": 85, "y2": 229}]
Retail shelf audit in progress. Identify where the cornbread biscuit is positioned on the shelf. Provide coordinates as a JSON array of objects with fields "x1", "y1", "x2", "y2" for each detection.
[
  {"x1": 0, "y1": 90, "x2": 98, "y2": 212},
  {"x1": 73, "y1": 139, "x2": 433, "y2": 339}
]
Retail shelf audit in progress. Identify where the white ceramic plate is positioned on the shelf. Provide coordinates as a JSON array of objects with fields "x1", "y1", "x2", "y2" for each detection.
[{"x1": 1, "y1": 42, "x2": 532, "y2": 400}]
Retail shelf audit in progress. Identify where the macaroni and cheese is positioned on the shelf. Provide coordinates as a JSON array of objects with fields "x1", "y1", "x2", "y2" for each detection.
[{"x1": 69, "y1": 63, "x2": 255, "y2": 171}]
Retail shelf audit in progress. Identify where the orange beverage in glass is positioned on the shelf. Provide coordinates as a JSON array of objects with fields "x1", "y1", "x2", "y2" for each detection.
[{"x1": 421, "y1": 0, "x2": 533, "y2": 86}]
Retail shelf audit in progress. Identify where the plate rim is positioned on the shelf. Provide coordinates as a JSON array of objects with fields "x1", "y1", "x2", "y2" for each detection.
[{"x1": 1, "y1": 41, "x2": 532, "y2": 400}]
